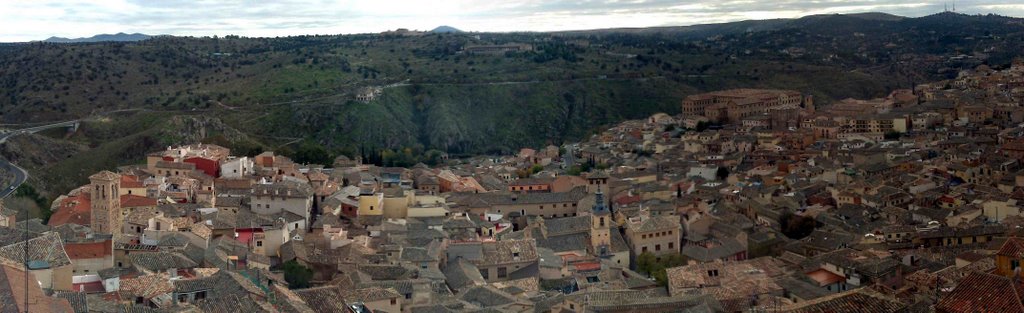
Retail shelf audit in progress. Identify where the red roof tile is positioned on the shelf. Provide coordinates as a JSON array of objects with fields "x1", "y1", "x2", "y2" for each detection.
[
  {"x1": 806, "y1": 269, "x2": 845, "y2": 286},
  {"x1": 48, "y1": 193, "x2": 91, "y2": 227},
  {"x1": 64, "y1": 241, "x2": 112, "y2": 259},
  {"x1": 119, "y1": 195, "x2": 157, "y2": 208},
  {"x1": 999, "y1": 238, "x2": 1024, "y2": 259},
  {"x1": 73, "y1": 281, "x2": 105, "y2": 294},
  {"x1": 937, "y1": 272, "x2": 1024, "y2": 313},
  {"x1": 120, "y1": 175, "x2": 145, "y2": 189}
]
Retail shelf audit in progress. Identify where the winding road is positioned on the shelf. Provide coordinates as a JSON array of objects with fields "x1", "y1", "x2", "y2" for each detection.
[{"x1": 0, "y1": 120, "x2": 80, "y2": 198}]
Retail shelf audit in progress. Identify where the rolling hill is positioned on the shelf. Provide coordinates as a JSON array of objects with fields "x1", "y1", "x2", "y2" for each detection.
[
  {"x1": 42, "y1": 32, "x2": 153, "y2": 43},
  {"x1": 1, "y1": 11, "x2": 1022, "y2": 197}
]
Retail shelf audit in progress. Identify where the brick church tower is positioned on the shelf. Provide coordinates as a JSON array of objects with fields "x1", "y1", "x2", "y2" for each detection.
[{"x1": 89, "y1": 171, "x2": 122, "y2": 236}]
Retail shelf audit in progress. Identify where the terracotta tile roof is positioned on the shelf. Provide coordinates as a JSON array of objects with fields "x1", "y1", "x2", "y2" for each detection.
[
  {"x1": 0, "y1": 232, "x2": 72, "y2": 267},
  {"x1": 806, "y1": 269, "x2": 846, "y2": 286},
  {"x1": 937, "y1": 271, "x2": 1024, "y2": 313},
  {"x1": 118, "y1": 273, "x2": 173, "y2": 301},
  {"x1": 129, "y1": 251, "x2": 198, "y2": 272},
  {"x1": 339, "y1": 286, "x2": 402, "y2": 303},
  {"x1": 999, "y1": 237, "x2": 1024, "y2": 259},
  {"x1": 120, "y1": 175, "x2": 145, "y2": 189},
  {"x1": 64, "y1": 241, "x2": 112, "y2": 259},
  {"x1": 49, "y1": 193, "x2": 91, "y2": 227},
  {"x1": 88, "y1": 171, "x2": 120, "y2": 181},
  {"x1": 626, "y1": 214, "x2": 680, "y2": 233},
  {"x1": 293, "y1": 286, "x2": 347, "y2": 312},
  {"x1": 119, "y1": 195, "x2": 157, "y2": 208},
  {"x1": 0, "y1": 264, "x2": 75, "y2": 313},
  {"x1": 784, "y1": 288, "x2": 906, "y2": 313},
  {"x1": 53, "y1": 291, "x2": 88, "y2": 313}
]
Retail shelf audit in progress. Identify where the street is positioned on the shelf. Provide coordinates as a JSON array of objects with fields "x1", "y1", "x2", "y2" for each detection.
[{"x1": 0, "y1": 120, "x2": 78, "y2": 198}]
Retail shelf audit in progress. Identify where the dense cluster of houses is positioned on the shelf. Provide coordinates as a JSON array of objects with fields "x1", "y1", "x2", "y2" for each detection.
[{"x1": 3, "y1": 62, "x2": 1024, "y2": 312}]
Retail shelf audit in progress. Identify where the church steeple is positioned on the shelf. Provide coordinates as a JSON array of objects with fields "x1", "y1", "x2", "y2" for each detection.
[
  {"x1": 590, "y1": 190, "x2": 611, "y2": 257},
  {"x1": 593, "y1": 190, "x2": 609, "y2": 216}
]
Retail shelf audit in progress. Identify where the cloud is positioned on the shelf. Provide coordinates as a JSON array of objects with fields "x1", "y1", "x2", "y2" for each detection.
[{"x1": 0, "y1": 0, "x2": 1021, "y2": 41}]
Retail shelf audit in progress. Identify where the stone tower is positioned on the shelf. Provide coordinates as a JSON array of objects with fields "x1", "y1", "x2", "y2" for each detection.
[
  {"x1": 586, "y1": 172, "x2": 610, "y2": 195},
  {"x1": 590, "y1": 191, "x2": 611, "y2": 256},
  {"x1": 89, "y1": 171, "x2": 122, "y2": 236},
  {"x1": 803, "y1": 94, "x2": 815, "y2": 113}
]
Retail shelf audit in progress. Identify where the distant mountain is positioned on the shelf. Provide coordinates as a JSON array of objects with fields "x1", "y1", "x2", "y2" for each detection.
[
  {"x1": 430, "y1": 26, "x2": 463, "y2": 33},
  {"x1": 556, "y1": 12, "x2": 909, "y2": 38},
  {"x1": 43, "y1": 32, "x2": 152, "y2": 43}
]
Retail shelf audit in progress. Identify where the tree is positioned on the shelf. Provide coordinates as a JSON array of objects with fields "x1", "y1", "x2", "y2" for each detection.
[
  {"x1": 779, "y1": 211, "x2": 817, "y2": 239},
  {"x1": 281, "y1": 260, "x2": 313, "y2": 289},
  {"x1": 716, "y1": 166, "x2": 730, "y2": 181},
  {"x1": 635, "y1": 252, "x2": 687, "y2": 286},
  {"x1": 291, "y1": 142, "x2": 332, "y2": 166},
  {"x1": 530, "y1": 164, "x2": 544, "y2": 174},
  {"x1": 695, "y1": 121, "x2": 709, "y2": 132}
]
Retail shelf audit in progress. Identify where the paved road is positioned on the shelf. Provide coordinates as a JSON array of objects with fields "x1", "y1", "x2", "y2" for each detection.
[
  {"x1": 563, "y1": 143, "x2": 577, "y2": 169},
  {"x1": 0, "y1": 119, "x2": 79, "y2": 198}
]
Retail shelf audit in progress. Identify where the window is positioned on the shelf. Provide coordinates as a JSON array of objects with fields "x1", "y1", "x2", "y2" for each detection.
[
  {"x1": 707, "y1": 269, "x2": 719, "y2": 277},
  {"x1": 642, "y1": 246, "x2": 648, "y2": 253},
  {"x1": 405, "y1": 293, "x2": 412, "y2": 299},
  {"x1": 480, "y1": 269, "x2": 489, "y2": 279},
  {"x1": 1013, "y1": 260, "x2": 1020, "y2": 271},
  {"x1": 391, "y1": 299, "x2": 397, "y2": 305},
  {"x1": 136, "y1": 297, "x2": 144, "y2": 304},
  {"x1": 256, "y1": 241, "x2": 263, "y2": 247},
  {"x1": 195, "y1": 291, "x2": 207, "y2": 300},
  {"x1": 498, "y1": 267, "x2": 507, "y2": 278},
  {"x1": 655, "y1": 244, "x2": 661, "y2": 251},
  {"x1": 668, "y1": 242, "x2": 674, "y2": 249},
  {"x1": 178, "y1": 294, "x2": 188, "y2": 302}
]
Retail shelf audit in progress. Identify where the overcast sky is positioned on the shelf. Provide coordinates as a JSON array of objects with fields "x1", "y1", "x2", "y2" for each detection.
[{"x1": 2, "y1": 0, "x2": 1023, "y2": 42}]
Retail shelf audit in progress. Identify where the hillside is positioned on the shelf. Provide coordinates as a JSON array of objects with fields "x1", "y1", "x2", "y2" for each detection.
[
  {"x1": 42, "y1": 32, "x2": 153, "y2": 43},
  {"x1": 2, "y1": 12, "x2": 1023, "y2": 197}
]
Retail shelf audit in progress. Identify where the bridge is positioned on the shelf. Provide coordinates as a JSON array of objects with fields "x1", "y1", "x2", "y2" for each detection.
[{"x1": 0, "y1": 119, "x2": 81, "y2": 198}]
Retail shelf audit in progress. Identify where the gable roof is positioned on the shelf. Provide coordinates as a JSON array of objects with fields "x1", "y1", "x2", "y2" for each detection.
[
  {"x1": 785, "y1": 288, "x2": 906, "y2": 313},
  {"x1": 0, "y1": 232, "x2": 71, "y2": 268},
  {"x1": 937, "y1": 271, "x2": 1024, "y2": 313},
  {"x1": 999, "y1": 237, "x2": 1024, "y2": 259}
]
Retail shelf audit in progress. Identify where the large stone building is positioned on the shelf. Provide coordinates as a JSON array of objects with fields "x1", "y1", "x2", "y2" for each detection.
[
  {"x1": 146, "y1": 143, "x2": 231, "y2": 178},
  {"x1": 624, "y1": 208, "x2": 682, "y2": 258},
  {"x1": 681, "y1": 89, "x2": 808, "y2": 123}
]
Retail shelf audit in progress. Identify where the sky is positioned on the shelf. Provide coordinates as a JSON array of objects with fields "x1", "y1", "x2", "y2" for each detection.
[{"x1": 2, "y1": 0, "x2": 1024, "y2": 42}]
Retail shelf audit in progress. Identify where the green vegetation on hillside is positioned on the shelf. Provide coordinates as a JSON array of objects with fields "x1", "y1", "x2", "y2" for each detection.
[{"x1": 2, "y1": 12, "x2": 1022, "y2": 196}]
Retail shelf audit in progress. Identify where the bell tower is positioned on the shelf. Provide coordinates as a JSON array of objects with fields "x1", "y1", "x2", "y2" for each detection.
[
  {"x1": 590, "y1": 191, "x2": 611, "y2": 256},
  {"x1": 89, "y1": 171, "x2": 122, "y2": 236}
]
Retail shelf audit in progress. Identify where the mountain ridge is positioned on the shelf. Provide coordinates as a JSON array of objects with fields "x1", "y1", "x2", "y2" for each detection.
[{"x1": 42, "y1": 32, "x2": 152, "y2": 43}]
